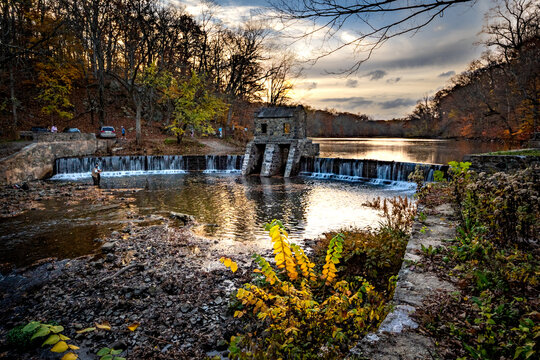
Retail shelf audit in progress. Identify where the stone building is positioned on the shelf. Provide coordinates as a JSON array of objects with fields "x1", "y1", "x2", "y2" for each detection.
[{"x1": 242, "y1": 105, "x2": 319, "y2": 177}]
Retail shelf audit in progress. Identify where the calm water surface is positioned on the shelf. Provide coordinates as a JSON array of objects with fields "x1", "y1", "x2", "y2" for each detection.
[
  {"x1": 0, "y1": 173, "x2": 412, "y2": 268},
  {"x1": 314, "y1": 138, "x2": 511, "y2": 164}
]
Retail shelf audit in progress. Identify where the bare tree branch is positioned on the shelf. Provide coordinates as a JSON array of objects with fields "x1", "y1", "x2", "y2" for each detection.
[{"x1": 270, "y1": 0, "x2": 477, "y2": 72}]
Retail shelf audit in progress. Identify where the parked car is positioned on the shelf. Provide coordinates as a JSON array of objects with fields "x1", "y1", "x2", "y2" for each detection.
[
  {"x1": 63, "y1": 127, "x2": 81, "y2": 133},
  {"x1": 99, "y1": 126, "x2": 116, "y2": 138},
  {"x1": 31, "y1": 126, "x2": 49, "y2": 132}
]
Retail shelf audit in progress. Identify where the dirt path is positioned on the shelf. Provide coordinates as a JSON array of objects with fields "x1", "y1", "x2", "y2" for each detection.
[{"x1": 196, "y1": 138, "x2": 242, "y2": 154}]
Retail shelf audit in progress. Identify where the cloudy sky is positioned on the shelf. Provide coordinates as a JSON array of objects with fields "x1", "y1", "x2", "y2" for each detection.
[{"x1": 180, "y1": 0, "x2": 493, "y2": 119}]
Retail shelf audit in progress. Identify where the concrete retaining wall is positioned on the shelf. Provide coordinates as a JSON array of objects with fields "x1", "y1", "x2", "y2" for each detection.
[
  {"x1": 0, "y1": 140, "x2": 107, "y2": 185},
  {"x1": 464, "y1": 152, "x2": 540, "y2": 173},
  {"x1": 351, "y1": 203, "x2": 457, "y2": 359},
  {"x1": 19, "y1": 131, "x2": 98, "y2": 142}
]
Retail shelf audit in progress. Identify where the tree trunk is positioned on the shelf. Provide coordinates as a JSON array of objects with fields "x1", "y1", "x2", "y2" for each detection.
[
  {"x1": 98, "y1": 68, "x2": 105, "y2": 127},
  {"x1": 226, "y1": 104, "x2": 233, "y2": 137},
  {"x1": 135, "y1": 96, "x2": 142, "y2": 145},
  {"x1": 9, "y1": 64, "x2": 17, "y2": 130}
]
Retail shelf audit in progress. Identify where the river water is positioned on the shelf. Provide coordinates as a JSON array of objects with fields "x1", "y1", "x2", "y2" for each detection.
[
  {"x1": 0, "y1": 138, "x2": 512, "y2": 268},
  {"x1": 315, "y1": 137, "x2": 510, "y2": 164},
  {"x1": 0, "y1": 174, "x2": 411, "y2": 268}
]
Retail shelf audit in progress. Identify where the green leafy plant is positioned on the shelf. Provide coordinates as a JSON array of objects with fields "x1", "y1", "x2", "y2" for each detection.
[
  {"x1": 512, "y1": 316, "x2": 539, "y2": 360},
  {"x1": 433, "y1": 169, "x2": 446, "y2": 182},
  {"x1": 8, "y1": 321, "x2": 80, "y2": 360},
  {"x1": 420, "y1": 244, "x2": 440, "y2": 258},
  {"x1": 417, "y1": 165, "x2": 539, "y2": 360},
  {"x1": 97, "y1": 347, "x2": 126, "y2": 360}
]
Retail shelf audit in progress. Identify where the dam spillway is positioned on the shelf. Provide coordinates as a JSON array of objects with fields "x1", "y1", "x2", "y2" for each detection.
[{"x1": 52, "y1": 154, "x2": 446, "y2": 184}]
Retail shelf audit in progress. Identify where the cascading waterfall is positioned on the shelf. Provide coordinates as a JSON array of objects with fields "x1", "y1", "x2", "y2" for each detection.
[
  {"x1": 52, "y1": 155, "x2": 244, "y2": 180},
  {"x1": 299, "y1": 157, "x2": 447, "y2": 187},
  {"x1": 203, "y1": 155, "x2": 243, "y2": 173},
  {"x1": 51, "y1": 154, "x2": 445, "y2": 187}
]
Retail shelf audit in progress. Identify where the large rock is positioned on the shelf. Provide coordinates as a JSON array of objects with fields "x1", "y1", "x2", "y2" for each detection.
[{"x1": 170, "y1": 212, "x2": 195, "y2": 224}]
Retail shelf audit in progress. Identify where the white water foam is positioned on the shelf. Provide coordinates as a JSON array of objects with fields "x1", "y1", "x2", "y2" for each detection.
[
  {"x1": 202, "y1": 169, "x2": 242, "y2": 174},
  {"x1": 299, "y1": 172, "x2": 416, "y2": 191},
  {"x1": 50, "y1": 169, "x2": 188, "y2": 180}
]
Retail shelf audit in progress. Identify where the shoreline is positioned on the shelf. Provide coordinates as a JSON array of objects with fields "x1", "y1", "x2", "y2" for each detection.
[{"x1": 0, "y1": 213, "x2": 257, "y2": 359}]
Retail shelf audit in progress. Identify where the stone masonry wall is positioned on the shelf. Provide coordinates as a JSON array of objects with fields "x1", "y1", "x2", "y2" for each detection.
[
  {"x1": 260, "y1": 144, "x2": 282, "y2": 177},
  {"x1": 19, "y1": 132, "x2": 97, "y2": 142},
  {"x1": 464, "y1": 153, "x2": 540, "y2": 173},
  {"x1": 0, "y1": 140, "x2": 106, "y2": 185}
]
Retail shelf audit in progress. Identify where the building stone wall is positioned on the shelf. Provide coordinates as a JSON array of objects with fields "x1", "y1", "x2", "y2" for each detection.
[
  {"x1": 260, "y1": 144, "x2": 283, "y2": 176},
  {"x1": 243, "y1": 106, "x2": 319, "y2": 177}
]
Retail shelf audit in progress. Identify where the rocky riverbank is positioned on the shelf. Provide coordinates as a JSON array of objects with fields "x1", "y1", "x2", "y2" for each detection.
[
  {"x1": 0, "y1": 215, "x2": 256, "y2": 359},
  {"x1": 0, "y1": 180, "x2": 128, "y2": 219}
]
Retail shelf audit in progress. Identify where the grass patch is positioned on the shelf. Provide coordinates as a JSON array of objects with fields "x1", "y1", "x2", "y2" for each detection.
[{"x1": 485, "y1": 149, "x2": 540, "y2": 156}]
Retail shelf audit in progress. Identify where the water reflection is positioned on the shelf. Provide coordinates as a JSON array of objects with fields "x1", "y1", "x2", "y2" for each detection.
[
  {"x1": 114, "y1": 174, "x2": 410, "y2": 253},
  {"x1": 0, "y1": 173, "x2": 410, "y2": 268},
  {"x1": 313, "y1": 138, "x2": 511, "y2": 164}
]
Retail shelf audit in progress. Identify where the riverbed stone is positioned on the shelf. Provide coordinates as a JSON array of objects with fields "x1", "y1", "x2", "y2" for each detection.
[
  {"x1": 170, "y1": 212, "x2": 195, "y2": 224},
  {"x1": 101, "y1": 241, "x2": 116, "y2": 253}
]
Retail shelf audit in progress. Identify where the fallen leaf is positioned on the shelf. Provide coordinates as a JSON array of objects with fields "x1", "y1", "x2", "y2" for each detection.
[
  {"x1": 31, "y1": 326, "x2": 50, "y2": 340},
  {"x1": 75, "y1": 327, "x2": 95, "y2": 334},
  {"x1": 127, "y1": 322, "x2": 140, "y2": 332},
  {"x1": 95, "y1": 321, "x2": 111, "y2": 331},
  {"x1": 50, "y1": 325, "x2": 64, "y2": 333},
  {"x1": 42, "y1": 334, "x2": 60, "y2": 346}
]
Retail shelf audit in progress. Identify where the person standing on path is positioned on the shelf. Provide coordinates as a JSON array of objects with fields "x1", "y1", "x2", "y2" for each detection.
[
  {"x1": 121, "y1": 126, "x2": 126, "y2": 140},
  {"x1": 91, "y1": 163, "x2": 102, "y2": 187}
]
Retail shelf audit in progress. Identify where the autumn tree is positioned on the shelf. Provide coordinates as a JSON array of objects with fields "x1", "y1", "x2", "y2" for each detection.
[
  {"x1": 0, "y1": 0, "x2": 65, "y2": 132},
  {"x1": 407, "y1": 95, "x2": 439, "y2": 137},
  {"x1": 36, "y1": 57, "x2": 81, "y2": 120},
  {"x1": 221, "y1": 22, "x2": 270, "y2": 132},
  {"x1": 481, "y1": 0, "x2": 540, "y2": 136},
  {"x1": 149, "y1": 69, "x2": 227, "y2": 144},
  {"x1": 59, "y1": 0, "x2": 117, "y2": 127},
  {"x1": 266, "y1": 52, "x2": 301, "y2": 106},
  {"x1": 425, "y1": 0, "x2": 539, "y2": 140}
]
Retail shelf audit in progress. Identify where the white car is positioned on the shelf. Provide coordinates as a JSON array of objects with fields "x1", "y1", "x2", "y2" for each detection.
[{"x1": 99, "y1": 126, "x2": 116, "y2": 138}]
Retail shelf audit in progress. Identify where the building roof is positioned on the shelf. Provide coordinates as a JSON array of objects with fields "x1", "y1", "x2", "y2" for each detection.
[{"x1": 256, "y1": 107, "x2": 298, "y2": 118}]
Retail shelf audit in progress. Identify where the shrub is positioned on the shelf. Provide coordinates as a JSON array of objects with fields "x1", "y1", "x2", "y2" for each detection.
[
  {"x1": 315, "y1": 196, "x2": 415, "y2": 290},
  {"x1": 419, "y1": 165, "x2": 539, "y2": 360},
  {"x1": 221, "y1": 220, "x2": 394, "y2": 359},
  {"x1": 463, "y1": 167, "x2": 539, "y2": 245}
]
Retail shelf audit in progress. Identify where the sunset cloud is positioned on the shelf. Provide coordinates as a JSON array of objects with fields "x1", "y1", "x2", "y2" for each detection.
[
  {"x1": 438, "y1": 70, "x2": 456, "y2": 77},
  {"x1": 192, "y1": 0, "x2": 493, "y2": 119},
  {"x1": 363, "y1": 70, "x2": 387, "y2": 81}
]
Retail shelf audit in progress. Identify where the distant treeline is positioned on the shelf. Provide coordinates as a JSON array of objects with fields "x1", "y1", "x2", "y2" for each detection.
[
  {"x1": 306, "y1": 110, "x2": 409, "y2": 138},
  {"x1": 309, "y1": 0, "x2": 539, "y2": 141}
]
